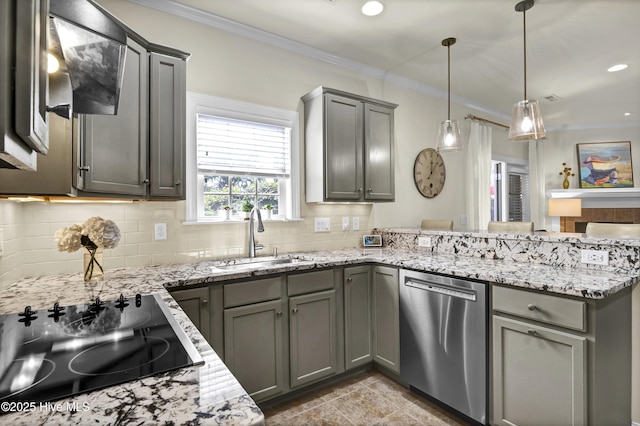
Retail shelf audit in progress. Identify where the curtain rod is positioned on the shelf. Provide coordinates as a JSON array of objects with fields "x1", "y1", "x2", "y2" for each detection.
[{"x1": 465, "y1": 114, "x2": 509, "y2": 130}]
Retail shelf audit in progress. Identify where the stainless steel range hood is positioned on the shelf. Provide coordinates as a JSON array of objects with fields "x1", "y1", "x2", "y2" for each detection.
[{"x1": 49, "y1": 0, "x2": 127, "y2": 115}]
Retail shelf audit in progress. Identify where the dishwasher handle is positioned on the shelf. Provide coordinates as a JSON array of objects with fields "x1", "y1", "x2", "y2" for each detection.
[{"x1": 404, "y1": 278, "x2": 477, "y2": 302}]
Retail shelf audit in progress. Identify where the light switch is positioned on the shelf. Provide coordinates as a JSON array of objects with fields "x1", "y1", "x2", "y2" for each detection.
[
  {"x1": 314, "y1": 218, "x2": 331, "y2": 232},
  {"x1": 352, "y1": 217, "x2": 360, "y2": 231}
]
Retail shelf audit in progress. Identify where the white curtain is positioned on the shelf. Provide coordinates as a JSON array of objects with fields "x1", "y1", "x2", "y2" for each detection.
[
  {"x1": 465, "y1": 122, "x2": 492, "y2": 230},
  {"x1": 528, "y1": 139, "x2": 546, "y2": 230}
]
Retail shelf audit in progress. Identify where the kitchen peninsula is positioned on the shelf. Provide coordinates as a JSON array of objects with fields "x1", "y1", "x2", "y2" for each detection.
[{"x1": 0, "y1": 228, "x2": 637, "y2": 425}]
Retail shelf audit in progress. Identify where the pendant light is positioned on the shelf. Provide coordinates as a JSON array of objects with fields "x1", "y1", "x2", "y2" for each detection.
[
  {"x1": 436, "y1": 37, "x2": 462, "y2": 152},
  {"x1": 508, "y1": 0, "x2": 546, "y2": 141}
]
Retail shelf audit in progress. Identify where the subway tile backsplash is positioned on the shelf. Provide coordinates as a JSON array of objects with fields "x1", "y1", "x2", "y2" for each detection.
[{"x1": 0, "y1": 200, "x2": 372, "y2": 292}]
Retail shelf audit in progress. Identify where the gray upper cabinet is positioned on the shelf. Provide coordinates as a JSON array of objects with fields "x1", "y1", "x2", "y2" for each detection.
[
  {"x1": 302, "y1": 87, "x2": 397, "y2": 203},
  {"x1": 79, "y1": 38, "x2": 148, "y2": 196},
  {"x1": 149, "y1": 52, "x2": 186, "y2": 199}
]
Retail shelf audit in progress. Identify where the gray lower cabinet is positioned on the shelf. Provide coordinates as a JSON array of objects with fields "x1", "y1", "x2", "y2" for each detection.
[
  {"x1": 289, "y1": 289, "x2": 337, "y2": 388},
  {"x1": 372, "y1": 266, "x2": 399, "y2": 374},
  {"x1": 224, "y1": 299, "x2": 285, "y2": 401},
  {"x1": 344, "y1": 265, "x2": 373, "y2": 369},
  {"x1": 171, "y1": 285, "x2": 223, "y2": 357},
  {"x1": 491, "y1": 284, "x2": 632, "y2": 426},
  {"x1": 492, "y1": 316, "x2": 586, "y2": 426}
]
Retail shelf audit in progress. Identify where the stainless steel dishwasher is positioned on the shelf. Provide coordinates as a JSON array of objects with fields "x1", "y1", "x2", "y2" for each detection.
[{"x1": 399, "y1": 269, "x2": 488, "y2": 425}]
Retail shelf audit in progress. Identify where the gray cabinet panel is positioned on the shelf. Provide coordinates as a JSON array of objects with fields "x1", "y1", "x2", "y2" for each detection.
[
  {"x1": 290, "y1": 289, "x2": 337, "y2": 388},
  {"x1": 325, "y1": 94, "x2": 363, "y2": 200},
  {"x1": 372, "y1": 266, "x2": 399, "y2": 374},
  {"x1": 344, "y1": 266, "x2": 372, "y2": 369},
  {"x1": 149, "y1": 52, "x2": 185, "y2": 199},
  {"x1": 80, "y1": 38, "x2": 148, "y2": 196},
  {"x1": 364, "y1": 104, "x2": 394, "y2": 200},
  {"x1": 492, "y1": 315, "x2": 586, "y2": 426},
  {"x1": 224, "y1": 299, "x2": 285, "y2": 401},
  {"x1": 171, "y1": 286, "x2": 211, "y2": 344}
]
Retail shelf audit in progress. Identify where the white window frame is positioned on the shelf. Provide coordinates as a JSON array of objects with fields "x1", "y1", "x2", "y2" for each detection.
[{"x1": 186, "y1": 92, "x2": 300, "y2": 223}]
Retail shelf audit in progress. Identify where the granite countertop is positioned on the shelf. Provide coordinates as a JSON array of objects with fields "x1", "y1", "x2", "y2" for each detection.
[{"x1": 1, "y1": 246, "x2": 638, "y2": 424}]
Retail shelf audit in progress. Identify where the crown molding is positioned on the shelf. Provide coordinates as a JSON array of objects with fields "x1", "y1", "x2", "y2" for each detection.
[{"x1": 127, "y1": 0, "x2": 638, "y2": 132}]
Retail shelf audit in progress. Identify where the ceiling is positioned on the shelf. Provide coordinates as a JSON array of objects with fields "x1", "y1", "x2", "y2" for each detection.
[{"x1": 132, "y1": 0, "x2": 640, "y2": 130}]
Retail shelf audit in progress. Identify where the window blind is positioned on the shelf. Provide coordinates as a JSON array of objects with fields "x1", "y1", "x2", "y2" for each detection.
[{"x1": 197, "y1": 114, "x2": 291, "y2": 177}]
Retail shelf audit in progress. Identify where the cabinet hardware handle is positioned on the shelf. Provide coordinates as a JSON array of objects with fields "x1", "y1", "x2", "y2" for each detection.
[
  {"x1": 202, "y1": 299, "x2": 208, "y2": 305},
  {"x1": 347, "y1": 277, "x2": 352, "y2": 282},
  {"x1": 527, "y1": 304, "x2": 536, "y2": 311},
  {"x1": 142, "y1": 179, "x2": 150, "y2": 184},
  {"x1": 292, "y1": 308, "x2": 298, "y2": 314},
  {"x1": 175, "y1": 180, "x2": 181, "y2": 185},
  {"x1": 357, "y1": 188, "x2": 363, "y2": 192},
  {"x1": 79, "y1": 166, "x2": 90, "y2": 172},
  {"x1": 367, "y1": 188, "x2": 372, "y2": 192},
  {"x1": 527, "y1": 329, "x2": 537, "y2": 336},
  {"x1": 276, "y1": 311, "x2": 283, "y2": 317}
]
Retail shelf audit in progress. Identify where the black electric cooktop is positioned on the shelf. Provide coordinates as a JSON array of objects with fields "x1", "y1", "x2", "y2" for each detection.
[{"x1": 0, "y1": 293, "x2": 203, "y2": 407}]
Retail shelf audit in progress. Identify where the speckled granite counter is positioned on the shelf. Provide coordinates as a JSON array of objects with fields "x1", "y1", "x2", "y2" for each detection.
[{"x1": 1, "y1": 240, "x2": 638, "y2": 424}]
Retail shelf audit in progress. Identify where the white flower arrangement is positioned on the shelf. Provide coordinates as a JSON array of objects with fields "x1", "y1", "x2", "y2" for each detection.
[
  {"x1": 54, "y1": 217, "x2": 121, "y2": 252},
  {"x1": 54, "y1": 217, "x2": 121, "y2": 281}
]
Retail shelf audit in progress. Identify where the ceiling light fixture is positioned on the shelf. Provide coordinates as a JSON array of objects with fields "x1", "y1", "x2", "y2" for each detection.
[
  {"x1": 436, "y1": 37, "x2": 462, "y2": 152},
  {"x1": 508, "y1": 0, "x2": 546, "y2": 141},
  {"x1": 608, "y1": 64, "x2": 628, "y2": 72},
  {"x1": 362, "y1": 1, "x2": 384, "y2": 16}
]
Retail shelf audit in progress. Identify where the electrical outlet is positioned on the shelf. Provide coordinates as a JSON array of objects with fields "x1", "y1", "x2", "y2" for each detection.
[
  {"x1": 154, "y1": 223, "x2": 167, "y2": 240},
  {"x1": 580, "y1": 249, "x2": 609, "y2": 266},
  {"x1": 352, "y1": 217, "x2": 360, "y2": 231},
  {"x1": 0, "y1": 228, "x2": 4, "y2": 258},
  {"x1": 460, "y1": 215, "x2": 468, "y2": 226},
  {"x1": 314, "y1": 218, "x2": 331, "y2": 232},
  {"x1": 342, "y1": 217, "x2": 350, "y2": 231},
  {"x1": 418, "y1": 236, "x2": 432, "y2": 247}
]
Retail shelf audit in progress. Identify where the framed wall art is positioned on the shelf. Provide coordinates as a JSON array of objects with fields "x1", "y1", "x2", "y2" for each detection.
[{"x1": 576, "y1": 141, "x2": 634, "y2": 188}]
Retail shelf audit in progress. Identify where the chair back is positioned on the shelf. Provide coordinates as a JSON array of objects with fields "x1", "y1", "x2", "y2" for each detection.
[
  {"x1": 487, "y1": 221, "x2": 534, "y2": 232},
  {"x1": 585, "y1": 222, "x2": 640, "y2": 237}
]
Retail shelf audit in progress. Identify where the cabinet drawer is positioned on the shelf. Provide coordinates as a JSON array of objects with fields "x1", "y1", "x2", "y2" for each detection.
[
  {"x1": 492, "y1": 285, "x2": 586, "y2": 332},
  {"x1": 224, "y1": 277, "x2": 282, "y2": 308},
  {"x1": 287, "y1": 269, "x2": 334, "y2": 296}
]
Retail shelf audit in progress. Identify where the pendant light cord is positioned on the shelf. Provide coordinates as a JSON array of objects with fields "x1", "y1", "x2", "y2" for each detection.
[
  {"x1": 447, "y1": 42, "x2": 451, "y2": 120},
  {"x1": 523, "y1": 6, "x2": 527, "y2": 100}
]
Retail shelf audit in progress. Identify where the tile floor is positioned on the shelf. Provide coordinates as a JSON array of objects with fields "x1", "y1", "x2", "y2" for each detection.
[{"x1": 261, "y1": 370, "x2": 470, "y2": 426}]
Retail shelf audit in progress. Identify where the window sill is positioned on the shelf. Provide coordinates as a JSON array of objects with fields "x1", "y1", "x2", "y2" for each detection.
[{"x1": 182, "y1": 217, "x2": 304, "y2": 225}]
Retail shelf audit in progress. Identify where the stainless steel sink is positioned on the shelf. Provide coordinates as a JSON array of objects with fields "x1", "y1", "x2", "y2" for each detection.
[{"x1": 211, "y1": 257, "x2": 300, "y2": 272}]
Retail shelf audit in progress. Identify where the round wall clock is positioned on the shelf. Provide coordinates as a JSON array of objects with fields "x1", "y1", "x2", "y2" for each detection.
[{"x1": 413, "y1": 148, "x2": 446, "y2": 198}]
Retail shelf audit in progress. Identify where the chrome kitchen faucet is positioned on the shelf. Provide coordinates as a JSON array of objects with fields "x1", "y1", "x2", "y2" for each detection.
[{"x1": 248, "y1": 207, "x2": 264, "y2": 257}]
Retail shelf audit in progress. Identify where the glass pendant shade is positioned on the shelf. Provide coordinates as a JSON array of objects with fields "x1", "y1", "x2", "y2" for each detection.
[
  {"x1": 508, "y1": 99, "x2": 546, "y2": 141},
  {"x1": 436, "y1": 119, "x2": 462, "y2": 151}
]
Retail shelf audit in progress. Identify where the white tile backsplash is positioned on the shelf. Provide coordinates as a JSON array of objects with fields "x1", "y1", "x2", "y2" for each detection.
[{"x1": 0, "y1": 199, "x2": 372, "y2": 291}]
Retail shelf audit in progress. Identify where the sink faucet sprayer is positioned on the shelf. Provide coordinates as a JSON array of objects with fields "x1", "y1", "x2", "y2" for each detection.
[{"x1": 248, "y1": 207, "x2": 264, "y2": 257}]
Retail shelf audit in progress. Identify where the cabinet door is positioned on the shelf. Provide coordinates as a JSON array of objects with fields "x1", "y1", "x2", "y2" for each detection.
[
  {"x1": 363, "y1": 103, "x2": 394, "y2": 201},
  {"x1": 372, "y1": 266, "x2": 399, "y2": 374},
  {"x1": 224, "y1": 299, "x2": 285, "y2": 401},
  {"x1": 290, "y1": 289, "x2": 337, "y2": 388},
  {"x1": 492, "y1": 315, "x2": 586, "y2": 426},
  {"x1": 80, "y1": 38, "x2": 148, "y2": 196},
  {"x1": 324, "y1": 93, "x2": 363, "y2": 200},
  {"x1": 344, "y1": 266, "x2": 372, "y2": 369},
  {"x1": 171, "y1": 286, "x2": 211, "y2": 345},
  {"x1": 149, "y1": 53, "x2": 186, "y2": 199}
]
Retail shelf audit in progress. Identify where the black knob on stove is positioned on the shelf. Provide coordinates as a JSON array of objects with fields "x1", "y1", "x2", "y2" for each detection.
[
  {"x1": 47, "y1": 302, "x2": 66, "y2": 322},
  {"x1": 89, "y1": 297, "x2": 105, "y2": 314},
  {"x1": 135, "y1": 294, "x2": 142, "y2": 308},
  {"x1": 115, "y1": 294, "x2": 129, "y2": 312},
  {"x1": 18, "y1": 305, "x2": 38, "y2": 326}
]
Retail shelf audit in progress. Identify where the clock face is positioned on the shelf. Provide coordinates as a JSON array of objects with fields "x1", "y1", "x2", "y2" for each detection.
[{"x1": 413, "y1": 148, "x2": 446, "y2": 198}]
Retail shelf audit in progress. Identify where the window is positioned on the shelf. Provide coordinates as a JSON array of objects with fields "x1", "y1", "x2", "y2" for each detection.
[
  {"x1": 491, "y1": 157, "x2": 530, "y2": 222},
  {"x1": 186, "y1": 93, "x2": 300, "y2": 222}
]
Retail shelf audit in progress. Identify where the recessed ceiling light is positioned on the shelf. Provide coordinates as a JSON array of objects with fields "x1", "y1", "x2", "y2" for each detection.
[
  {"x1": 362, "y1": 1, "x2": 384, "y2": 16},
  {"x1": 624, "y1": 112, "x2": 632, "y2": 116},
  {"x1": 607, "y1": 64, "x2": 628, "y2": 72}
]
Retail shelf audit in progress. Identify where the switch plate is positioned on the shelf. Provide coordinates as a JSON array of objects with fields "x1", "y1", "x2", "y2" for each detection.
[
  {"x1": 0, "y1": 228, "x2": 4, "y2": 258},
  {"x1": 418, "y1": 236, "x2": 432, "y2": 247},
  {"x1": 580, "y1": 249, "x2": 609, "y2": 265},
  {"x1": 342, "y1": 217, "x2": 350, "y2": 231},
  {"x1": 352, "y1": 217, "x2": 360, "y2": 231},
  {"x1": 154, "y1": 223, "x2": 167, "y2": 240},
  {"x1": 460, "y1": 215, "x2": 468, "y2": 226},
  {"x1": 314, "y1": 218, "x2": 331, "y2": 232}
]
